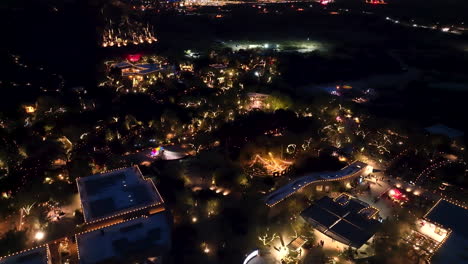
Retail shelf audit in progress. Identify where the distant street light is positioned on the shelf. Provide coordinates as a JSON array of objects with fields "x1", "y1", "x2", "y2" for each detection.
[{"x1": 35, "y1": 231, "x2": 45, "y2": 241}]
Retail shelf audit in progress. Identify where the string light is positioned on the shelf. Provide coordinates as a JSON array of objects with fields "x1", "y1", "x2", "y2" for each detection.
[
  {"x1": 0, "y1": 244, "x2": 50, "y2": 261},
  {"x1": 78, "y1": 166, "x2": 165, "y2": 224},
  {"x1": 266, "y1": 161, "x2": 368, "y2": 207},
  {"x1": 250, "y1": 153, "x2": 293, "y2": 175}
]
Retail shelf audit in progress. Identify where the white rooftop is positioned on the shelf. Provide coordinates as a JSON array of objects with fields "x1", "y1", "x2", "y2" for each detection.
[
  {"x1": 76, "y1": 166, "x2": 163, "y2": 223},
  {"x1": 76, "y1": 213, "x2": 170, "y2": 264},
  {"x1": 265, "y1": 161, "x2": 368, "y2": 206}
]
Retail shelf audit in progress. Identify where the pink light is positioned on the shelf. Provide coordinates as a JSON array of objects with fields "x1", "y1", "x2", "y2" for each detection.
[
  {"x1": 318, "y1": 0, "x2": 333, "y2": 5},
  {"x1": 388, "y1": 188, "x2": 408, "y2": 201}
]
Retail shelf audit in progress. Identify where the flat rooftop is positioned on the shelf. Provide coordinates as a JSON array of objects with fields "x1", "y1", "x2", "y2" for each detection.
[
  {"x1": 120, "y1": 63, "x2": 162, "y2": 76},
  {"x1": 301, "y1": 194, "x2": 380, "y2": 248},
  {"x1": 0, "y1": 246, "x2": 49, "y2": 264},
  {"x1": 76, "y1": 212, "x2": 170, "y2": 264},
  {"x1": 431, "y1": 233, "x2": 468, "y2": 264},
  {"x1": 265, "y1": 161, "x2": 368, "y2": 206},
  {"x1": 77, "y1": 166, "x2": 163, "y2": 223}
]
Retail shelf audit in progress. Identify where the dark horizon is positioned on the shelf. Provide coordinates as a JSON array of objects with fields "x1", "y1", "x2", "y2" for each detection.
[{"x1": 1, "y1": 1, "x2": 467, "y2": 264}]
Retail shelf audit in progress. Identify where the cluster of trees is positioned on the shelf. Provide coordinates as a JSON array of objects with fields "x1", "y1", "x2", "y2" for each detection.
[{"x1": 0, "y1": 230, "x2": 27, "y2": 256}]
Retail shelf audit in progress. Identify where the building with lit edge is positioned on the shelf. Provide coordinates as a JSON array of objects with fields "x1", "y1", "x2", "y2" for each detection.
[
  {"x1": 242, "y1": 249, "x2": 278, "y2": 264},
  {"x1": 265, "y1": 161, "x2": 371, "y2": 207},
  {"x1": 76, "y1": 212, "x2": 170, "y2": 264},
  {"x1": 0, "y1": 245, "x2": 51, "y2": 264},
  {"x1": 1, "y1": 166, "x2": 171, "y2": 264},
  {"x1": 418, "y1": 199, "x2": 468, "y2": 264},
  {"x1": 76, "y1": 167, "x2": 164, "y2": 224},
  {"x1": 75, "y1": 166, "x2": 170, "y2": 263},
  {"x1": 112, "y1": 61, "x2": 163, "y2": 76},
  {"x1": 301, "y1": 193, "x2": 381, "y2": 249}
]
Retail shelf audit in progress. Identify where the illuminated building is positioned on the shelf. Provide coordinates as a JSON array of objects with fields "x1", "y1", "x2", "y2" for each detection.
[
  {"x1": 246, "y1": 93, "x2": 270, "y2": 110},
  {"x1": 316, "y1": 0, "x2": 334, "y2": 5},
  {"x1": 242, "y1": 249, "x2": 276, "y2": 264},
  {"x1": 2, "y1": 166, "x2": 170, "y2": 264},
  {"x1": 101, "y1": 20, "x2": 157, "y2": 48},
  {"x1": 418, "y1": 199, "x2": 468, "y2": 264},
  {"x1": 249, "y1": 152, "x2": 292, "y2": 175},
  {"x1": 265, "y1": 161, "x2": 371, "y2": 207},
  {"x1": 0, "y1": 245, "x2": 51, "y2": 264},
  {"x1": 301, "y1": 194, "x2": 381, "y2": 249},
  {"x1": 112, "y1": 61, "x2": 163, "y2": 77}
]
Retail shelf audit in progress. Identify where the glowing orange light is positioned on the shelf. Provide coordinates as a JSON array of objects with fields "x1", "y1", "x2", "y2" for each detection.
[
  {"x1": 24, "y1": 106, "x2": 36, "y2": 113},
  {"x1": 250, "y1": 153, "x2": 293, "y2": 174}
]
